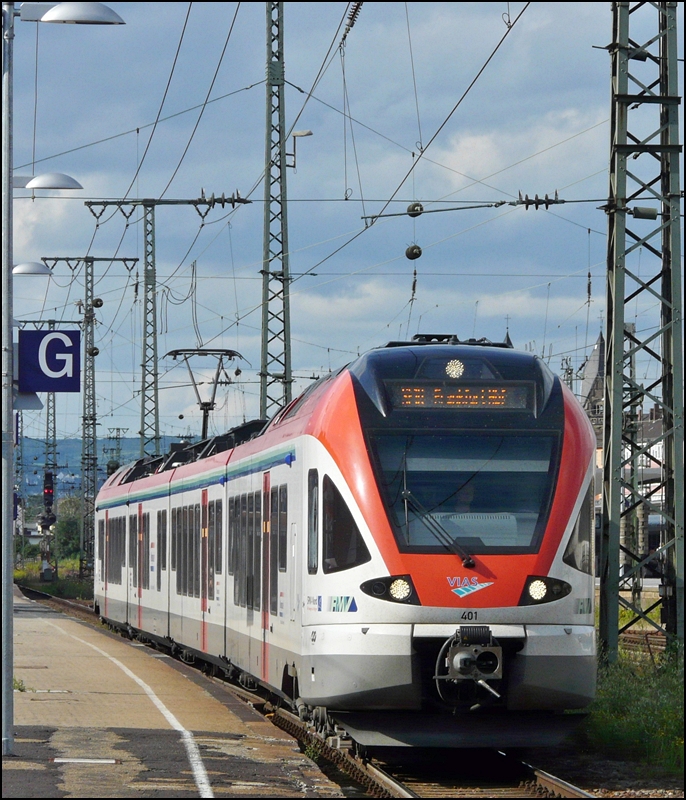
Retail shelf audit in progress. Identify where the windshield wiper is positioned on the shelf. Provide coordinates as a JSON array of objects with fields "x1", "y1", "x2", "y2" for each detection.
[{"x1": 401, "y1": 488, "x2": 475, "y2": 569}]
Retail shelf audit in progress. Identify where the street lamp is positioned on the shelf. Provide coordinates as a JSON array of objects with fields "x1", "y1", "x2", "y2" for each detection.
[
  {"x1": 287, "y1": 129, "x2": 313, "y2": 170},
  {"x1": 12, "y1": 261, "x2": 53, "y2": 275},
  {"x1": 15, "y1": 172, "x2": 83, "y2": 189},
  {"x1": 2, "y1": 1, "x2": 124, "y2": 757}
]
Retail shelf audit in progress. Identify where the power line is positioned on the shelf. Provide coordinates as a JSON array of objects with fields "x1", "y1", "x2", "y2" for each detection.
[
  {"x1": 291, "y1": 3, "x2": 532, "y2": 284},
  {"x1": 159, "y1": 3, "x2": 242, "y2": 198},
  {"x1": 122, "y1": 3, "x2": 193, "y2": 200},
  {"x1": 15, "y1": 81, "x2": 266, "y2": 172}
]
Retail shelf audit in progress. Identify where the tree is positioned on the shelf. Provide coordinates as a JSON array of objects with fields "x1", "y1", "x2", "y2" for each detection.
[{"x1": 55, "y1": 495, "x2": 82, "y2": 559}]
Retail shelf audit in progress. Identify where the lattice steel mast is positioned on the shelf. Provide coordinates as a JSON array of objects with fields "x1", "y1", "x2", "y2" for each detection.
[
  {"x1": 86, "y1": 194, "x2": 248, "y2": 456},
  {"x1": 43, "y1": 257, "x2": 138, "y2": 579},
  {"x1": 260, "y1": 1, "x2": 292, "y2": 419},
  {"x1": 599, "y1": 1, "x2": 683, "y2": 661},
  {"x1": 44, "y1": 320, "x2": 57, "y2": 475}
]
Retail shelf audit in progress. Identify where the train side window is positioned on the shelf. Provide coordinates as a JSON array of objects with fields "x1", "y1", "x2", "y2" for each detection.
[
  {"x1": 159, "y1": 510, "x2": 167, "y2": 571},
  {"x1": 108, "y1": 518, "x2": 114, "y2": 585},
  {"x1": 232, "y1": 497, "x2": 239, "y2": 605},
  {"x1": 119, "y1": 517, "x2": 125, "y2": 584},
  {"x1": 142, "y1": 512, "x2": 150, "y2": 590},
  {"x1": 270, "y1": 487, "x2": 279, "y2": 615},
  {"x1": 129, "y1": 514, "x2": 138, "y2": 587},
  {"x1": 182, "y1": 505, "x2": 189, "y2": 596},
  {"x1": 128, "y1": 514, "x2": 136, "y2": 569},
  {"x1": 189, "y1": 504, "x2": 195, "y2": 598},
  {"x1": 228, "y1": 497, "x2": 235, "y2": 576},
  {"x1": 171, "y1": 508, "x2": 177, "y2": 571},
  {"x1": 247, "y1": 493, "x2": 255, "y2": 609},
  {"x1": 115, "y1": 517, "x2": 120, "y2": 584},
  {"x1": 278, "y1": 485, "x2": 288, "y2": 572},
  {"x1": 215, "y1": 499, "x2": 223, "y2": 575},
  {"x1": 563, "y1": 483, "x2": 594, "y2": 575},
  {"x1": 174, "y1": 509, "x2": 181, "y2": 592},
  {"x1": 156, "y1": 511, "x2": 162, "y2": 592},
  {"x1": 185, "y1": 505, "x2": 190, "y2": 597},
  {"x1": 239, "y1": 494, "x2": 247, "y2": 607},
  {"x1": 107, "y1": 517, "x2": 114, "y2": 585},
  {"x1": 98, "y1": 519, "x2": 105, "y2": 578},
  {"x1": 117, "y1": 516, "x2": 124, "y2": 585},
  {"x1": 253, "y1": 490, "x2": 261, "y2": 611},
  {"x1": 308, "y1": 470, "x2": 319, "y2": 574},
  {"x1": 208, "y1": 501, "x2": 215, "y2": 601},
  {"x1": 178, "y1": 508, "x2": 183, "y2": 595},
  {"x1": 322, "y1": 476, "x2": 371, "y2": 574}
]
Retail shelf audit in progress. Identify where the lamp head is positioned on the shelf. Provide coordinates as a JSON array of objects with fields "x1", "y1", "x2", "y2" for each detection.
[
  {"x1": 25, "y1": 173, "x2": 83, "y2": 190},
  {"x1": 40, "y1": 2, "x2": 125, "y2": 24},
  {"x1": 13, "y1": 262, "x2": 52, "y2": 276}
]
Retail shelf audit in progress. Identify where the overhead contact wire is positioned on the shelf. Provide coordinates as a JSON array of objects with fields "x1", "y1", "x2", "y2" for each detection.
[
  {"x1": 159, "y1": 3, "x2": 242, "y2": 199},
  {"x1": 291, "y1": 2, "x2": 531, "y2": 283}
]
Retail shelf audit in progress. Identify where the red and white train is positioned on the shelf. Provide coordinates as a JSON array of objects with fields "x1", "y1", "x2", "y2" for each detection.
[{"x1": 95, "y1": 335, "x2": 597, "y2": 746}]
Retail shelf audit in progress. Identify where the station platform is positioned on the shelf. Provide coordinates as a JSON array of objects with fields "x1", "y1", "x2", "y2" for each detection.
[{"x1": 3, "y1": 586, "x2": 343, "y2": 798}]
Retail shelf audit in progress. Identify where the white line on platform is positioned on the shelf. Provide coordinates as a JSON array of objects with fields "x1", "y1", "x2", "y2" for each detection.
[{"x1": 44, "y1": 621, "x2": 214, "y2": 798}]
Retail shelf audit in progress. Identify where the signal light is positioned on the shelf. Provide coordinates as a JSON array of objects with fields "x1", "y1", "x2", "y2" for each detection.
[{"x1": 43, "y1": 471, "x2": 54, "y2": 508}]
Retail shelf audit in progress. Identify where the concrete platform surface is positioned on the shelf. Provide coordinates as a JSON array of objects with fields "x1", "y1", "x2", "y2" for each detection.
[{"x1": 3, "y1": 587, "x2": 343, "y2": 798}]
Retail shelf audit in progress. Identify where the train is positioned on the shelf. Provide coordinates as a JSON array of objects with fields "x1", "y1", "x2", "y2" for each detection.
[{"x1": 94, "y1": 334, "x2": 597, "y2": 748}]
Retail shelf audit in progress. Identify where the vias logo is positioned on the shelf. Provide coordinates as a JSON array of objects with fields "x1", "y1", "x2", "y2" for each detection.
[{"x1": 448, "y1": 576, "x2": 493, "y2": 597}]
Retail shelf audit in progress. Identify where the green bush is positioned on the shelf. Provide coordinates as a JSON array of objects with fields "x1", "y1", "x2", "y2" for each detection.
[
  {"x1": 35, "y1": 578, "x2": 93, "y2": 601},
  {"x1": 585, "y1": 647, "x2": 684, "y2": 775},
  {"x1": 14, "y1": 556, "x2": 93, "y2": 601}
]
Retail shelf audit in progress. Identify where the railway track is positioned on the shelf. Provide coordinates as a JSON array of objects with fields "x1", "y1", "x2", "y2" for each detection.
[
  {"x1": 619, "y1": 630, "x2": 667, "y2": 655},
  {"x1": 20, "y1": 587, "x2": 594, "y2": 799},
  {"x1": 269, "y1": 706, "x2": 594, "y2": 798}
]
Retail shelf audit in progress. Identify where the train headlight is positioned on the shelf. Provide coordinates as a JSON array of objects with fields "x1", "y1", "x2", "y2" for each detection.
[
  {"x1": 389, "y1": 578, "x2": 411, "y2": 601},
  {"x1": 445, "y1": 359, "x2": 465, "y2": 379},
  {"x1": 360, "y1": 575, "x2": 420, "y2": 604},
  {"x1": 519, "y1": 576, "x2": 572, "y2": 606},
  {"x1": 528, "y1": 579, "x2": 547, "y2": 601}
]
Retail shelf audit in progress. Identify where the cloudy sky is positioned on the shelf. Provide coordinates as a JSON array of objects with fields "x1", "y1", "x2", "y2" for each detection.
[{"x1": 11, "y1": 1, "x2": 683, "y2": 448}]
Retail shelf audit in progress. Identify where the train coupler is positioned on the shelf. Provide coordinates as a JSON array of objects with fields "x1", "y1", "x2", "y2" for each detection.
[{"x1": 434, "y1": 625, "x2": 503, "y2": 704}]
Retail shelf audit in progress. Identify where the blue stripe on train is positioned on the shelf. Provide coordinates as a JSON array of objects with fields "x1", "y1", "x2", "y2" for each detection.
[{"x1": 96, "y1": 449, "x2": 295, "y2": 511}]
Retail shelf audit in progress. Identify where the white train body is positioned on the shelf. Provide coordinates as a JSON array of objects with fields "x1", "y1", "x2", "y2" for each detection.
[{"x1": 95, "y1": 340, "x2": 597, "y2": 729}]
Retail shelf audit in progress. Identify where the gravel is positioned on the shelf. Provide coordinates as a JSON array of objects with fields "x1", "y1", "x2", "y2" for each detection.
[{"x1": 524, "y1": 746, "x2": 684, "y2": 798}]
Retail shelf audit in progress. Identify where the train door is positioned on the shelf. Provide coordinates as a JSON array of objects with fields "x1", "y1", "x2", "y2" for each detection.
[
  {"x1": 103, "y1": 511, "x2": 109, "y2": 617},
  {"x1": 126, "y1": 509, "x2": 135, "y2": 625},
  {"x1": 136, "y1": 503, "x2": 145, "y2": 630},
  {"x1": 261, "y1": 472, "x2": 271, "y2": 682},
  {"x1": 201, "y1": 489, "x2": 209, "y2": 652},
  {"x1": 126, "y1": 505, "x2": 141, "y2": 628}
]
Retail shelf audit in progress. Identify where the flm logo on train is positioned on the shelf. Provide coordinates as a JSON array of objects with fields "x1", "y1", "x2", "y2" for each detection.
[{"x1": 18, "y1": 330, "x2": 81, "y2": 392}]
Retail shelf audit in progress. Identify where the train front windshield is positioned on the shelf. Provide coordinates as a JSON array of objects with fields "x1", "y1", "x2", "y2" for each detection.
[
  {"x1": 350, "y1": 344, "x2": 565, "y2": 557},
  {"x1": 369, "y1": 432, "x2": 558, "y2": 555}
]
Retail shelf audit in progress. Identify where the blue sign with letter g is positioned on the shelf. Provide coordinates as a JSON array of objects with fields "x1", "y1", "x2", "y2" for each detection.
[{"x1": 18, "y1": 330, "x2": 81, "y2": 392}]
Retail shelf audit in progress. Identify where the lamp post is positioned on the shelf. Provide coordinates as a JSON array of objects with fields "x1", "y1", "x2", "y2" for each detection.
[{"x1": 2, "y1": 0, "x2": 124, "y2": 757}]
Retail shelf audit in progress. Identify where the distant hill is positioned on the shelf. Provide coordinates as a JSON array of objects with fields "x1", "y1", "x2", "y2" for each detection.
[{"x1": 17, "y1": 436, "x2": 194, "y2": 495}]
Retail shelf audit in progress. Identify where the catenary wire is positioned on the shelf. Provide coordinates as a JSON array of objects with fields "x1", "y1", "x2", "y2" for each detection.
[{"x1": 158, "y1": 3, "x2": 241, "y2": 199}]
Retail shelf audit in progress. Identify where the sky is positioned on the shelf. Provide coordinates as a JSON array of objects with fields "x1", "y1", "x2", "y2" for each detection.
[{"x1": 11, "y1": 1, "x2": 684, "y2": 451}]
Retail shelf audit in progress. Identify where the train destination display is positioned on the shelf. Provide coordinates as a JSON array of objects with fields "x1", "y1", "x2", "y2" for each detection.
[{"x1": 386, "y1": 382, "x2": 533, "y2": 410}]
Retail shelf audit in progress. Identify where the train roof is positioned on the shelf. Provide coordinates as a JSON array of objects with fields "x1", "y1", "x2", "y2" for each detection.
[
  {"x1": 380, "y1": 333, "x2": 514, "y2": 348},
  {"x1": 102, "y1": 334, "x2": 548, "y2": 491}
]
